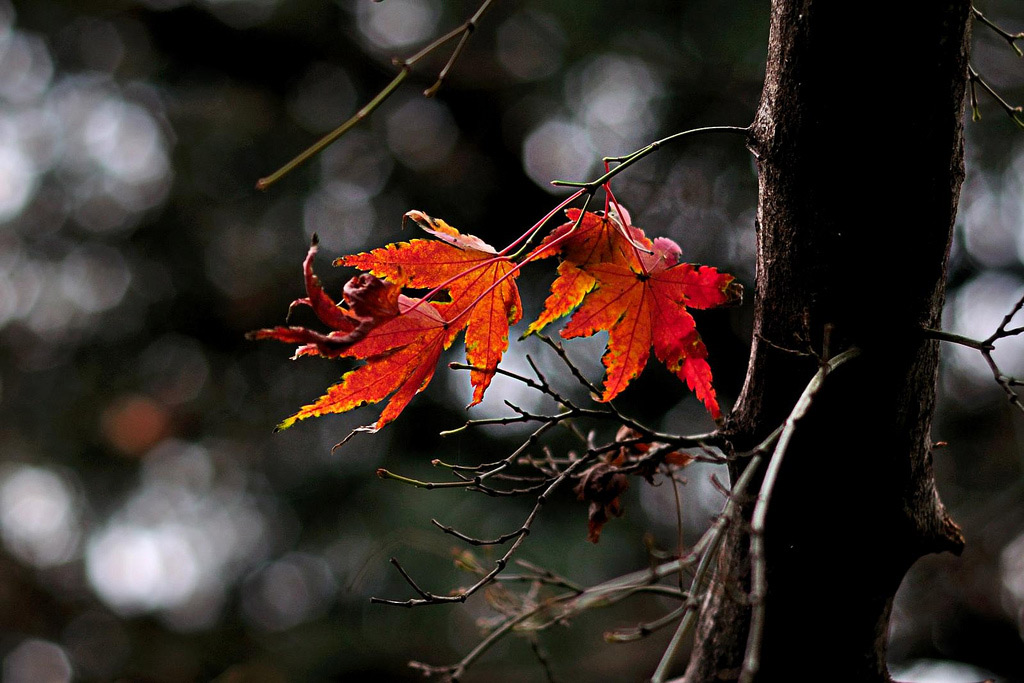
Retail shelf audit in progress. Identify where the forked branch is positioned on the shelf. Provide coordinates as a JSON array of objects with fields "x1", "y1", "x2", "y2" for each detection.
[
  {"x1": 256, "y1": 0, "x2": 497, "y2": 189},
  {"x1": 973, "y1": 6, "x2": 1024, "y2": 57},
  {"x1": 925, "y1": 291, "x2": 1024, "y2": 415}
]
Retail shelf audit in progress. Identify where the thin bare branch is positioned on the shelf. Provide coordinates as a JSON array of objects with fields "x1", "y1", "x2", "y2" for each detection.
[
  {"x1": 409, "y1": 590, "x2": 578, "y2": 681},
  {"x1": 926, "y1": 292, "x2": 1024, "y2": 415},
  {"x1": 528, "y1": 635, "x2": 560, "y2": 683},
  {"x1": 605, "y1": 603, "x2": 690, "y2": 643},
  {"x1": 987, "y1": 291, "x2": 1024, "y2": 343},
  {"x1": 968, "y1": 65, "x2": 1024, "y2": 129},
  {"x1": 550, "y1": 126, "x2": 750, "y2": 193},
  {"x1": 922, "y1": 328, "x2": 993, "y2": 351},
  {"x1": 973, "y1": 6, "x2": 1024, "y2": 57},
  {"x1": 257, "y1": 0, "x2": 497, "y2": 189},
  {"x1": 431, "y1": 518, "x2": 529, "y2": 546},
  {"x1": 371, "y1": 449, "x2": 598, "y2": 609},
  {"x1": 650, "y1": 447, "x2": 767, "y2": 683}
]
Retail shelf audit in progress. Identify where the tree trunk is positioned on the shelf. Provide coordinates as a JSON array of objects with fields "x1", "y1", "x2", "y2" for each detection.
[{"x1": 683, "y1": 3, "x2": 972, "y2": 681}]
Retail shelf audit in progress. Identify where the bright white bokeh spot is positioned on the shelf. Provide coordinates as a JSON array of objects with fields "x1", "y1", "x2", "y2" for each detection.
[
  {"x1": 0, "y1": 144, "x2": 36, "y2": 221},
  {"x1": 1000, "y1": 531, "x2": 1024, "y2": 632},
  {"x1": 959, "y1": 171, "x2": 1022, "y2": 269},
  {"x1": 2, "y1": 639, "x2": 72, "y2": 683},
  {"x1": 41, "y1": 74, "x2": 174, "y2": 234},
  {"x1": 890, "y1": 659, "x2": 997, "y2": 683},
  {"x1": 86, "y1": 524, "x2": 200, "y2": 613},
  {"x1": 563, "y1": 53, "x2": 664, "y2": 154},
  {"x1": 356, "y1": 0, "x2": 441, "y2": 50},
  {"x1": 0, "y1": 466, "x2": 79, "y2": 567},
  {"x1": 946, "y1": 272, "x2": 1024, "y2": 388},
  {"x1": 567, "y1": 55, "x2": 661, "y2": 131},
  {"x1": 59, "y1": 244, "x2": 131, "y2": 313},
  {"x1": 84, "y1": 441, "x2": 268, "y2": 628},
  {"x1": 0, "y1": 32, "x2": 53, "y2": 104},
  {"x1": 522, "y1": 119, "x2": 595, "y2": 191},
  {"x1": 84, "y1": 98, "x2": 168, "y2": 183}
]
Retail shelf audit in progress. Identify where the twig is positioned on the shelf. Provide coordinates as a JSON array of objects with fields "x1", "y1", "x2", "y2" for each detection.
[
  {"x1": 649, "y1": 451, "x2": 764, "y2": 682},
  {"x1": 968, "y1": 65, "x2": 1024, "y2": 129},
  {"x1": 924, "y1": 292, "x2": 1024, "y2": 415},
  {"x1": 738, "y1": 347, "x2": 861, "y2": 683},
  {"x1": 409, "y1": 590, "x2": 578, "y2": 681},
  {"x1": 987, "y1": 291, "x2": 1024, "y2": 344},
  {"x1": 407, "y1": 542, "x2": 693, "y2": 679},
  {"x1": 922, "y1": 329, "x2": 993, "y2": 351},
  {"x1": 443, "y1": 355, "x2": 722, "y2": 453},
  {"x1": 604, "y1": 603, "x2": 690, "y2": 643},
  {"x1": 529, "y1": 635, "x2": 559, "y2": 683},
  {"x1": 375, "y1": 467, "x2": 478, "y2": 490},
  {"x1": 370, "y1": 451, "x2": 598, "y2": 608},
  {"x1": 973, "y1": 6, "x2": 1024, "y2": 57},
  {"x1": 535, "y1": 333, "x2": 603, "y2": 397},
  {"x1": 513, "y1": 559, "x2": 584, "y2": 592},
  {"x1": 550, "y1": 126, "x2": 749, "y2": 193},
  {"x1": 431, "y1": 519, "x2": 528, "y2": 546},
  {"x1": 256, "y1": 0, "x2": 497, "y2": 189},
  {"x1": 534, "y1": 335, "x2": 723, "y2": 449}
]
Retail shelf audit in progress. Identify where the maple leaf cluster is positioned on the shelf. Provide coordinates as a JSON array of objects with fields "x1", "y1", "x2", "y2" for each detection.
[{"x1": 250, "y1": 201, "x2": 740, "y2": 435}]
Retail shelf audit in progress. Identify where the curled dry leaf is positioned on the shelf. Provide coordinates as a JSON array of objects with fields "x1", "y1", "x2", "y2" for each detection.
[
  {"x1": 248, "y1": 236, "x2": 458, "y2": 433},
  {"x1": 575, "y1": 461, "x2": 630, "y2": 544},
  {"x1": 576, "y1": 427, "x2": 696, "y2": 543}
]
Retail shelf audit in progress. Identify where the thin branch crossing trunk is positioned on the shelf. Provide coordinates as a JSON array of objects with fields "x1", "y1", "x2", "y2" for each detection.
[{"x1": 683, "y1": 3, "x2": 972, "y2": 681}]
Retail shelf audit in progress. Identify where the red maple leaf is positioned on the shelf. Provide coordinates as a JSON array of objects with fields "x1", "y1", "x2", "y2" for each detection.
[
  {"x1": 248, "y1": 238, "x2": 458, "y2": 434},
  {"x1": 541, "y1": 213, "x2": 740, "y2": 418},
  {"x1": 338, "y1": 210, "x2": 521, "y2": 405},
  {"x1": 524, "y1": 206, "x2": 652, "y2": 336}
]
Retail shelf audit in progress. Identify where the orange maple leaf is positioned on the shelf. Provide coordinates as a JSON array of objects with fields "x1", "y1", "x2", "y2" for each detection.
[
  {"x1": 556, "y1": 223, "x2": 740, "y2": 418},
  {"x1": 338, "y1": 210, "x2": 521, "y2": 406},
  {"x1": 273, "y1": 299, "x2": 455, "y2": 434},
  {"x1": 249, "y1": 238, "x2": 458, "y2": 434}
]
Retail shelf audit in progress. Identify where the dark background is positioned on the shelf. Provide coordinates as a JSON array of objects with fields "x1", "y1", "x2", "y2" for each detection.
[{"x1": 0, "y1": 1, "x2": 1023, "y2": 680}]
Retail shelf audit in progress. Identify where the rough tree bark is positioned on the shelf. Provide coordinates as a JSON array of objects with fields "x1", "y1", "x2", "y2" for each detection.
[{"x1": 682, "y1": 2, "x2": 972, "y2": 681}]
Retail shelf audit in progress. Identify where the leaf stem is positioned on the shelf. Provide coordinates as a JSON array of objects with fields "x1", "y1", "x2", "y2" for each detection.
[{"x1": 550, "y1": 125, "x2": 750, "y2": 192}]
